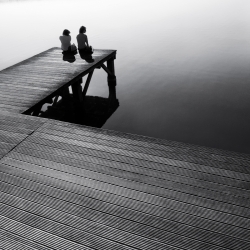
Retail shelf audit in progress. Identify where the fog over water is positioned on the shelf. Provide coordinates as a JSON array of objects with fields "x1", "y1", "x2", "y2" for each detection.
[{"x1": 1, "y1": 0, "x2": 250, "y2": 153}]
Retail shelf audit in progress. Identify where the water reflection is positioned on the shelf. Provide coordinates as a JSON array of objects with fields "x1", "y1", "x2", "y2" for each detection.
[{"x1": 41, "y1": 85, "x2": 119, "y2": 128}]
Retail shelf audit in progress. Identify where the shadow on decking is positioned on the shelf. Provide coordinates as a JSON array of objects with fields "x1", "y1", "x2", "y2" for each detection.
[{"x1": 40, "y1": 95, "x2": 119, "y2": 128}]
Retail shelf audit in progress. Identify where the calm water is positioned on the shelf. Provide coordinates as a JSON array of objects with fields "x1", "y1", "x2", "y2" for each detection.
[{"x1": 1, "y1": 0, "x2": 250, "y2": 153}]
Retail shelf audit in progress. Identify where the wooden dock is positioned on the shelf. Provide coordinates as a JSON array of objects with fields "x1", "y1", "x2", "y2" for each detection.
[
  {"x1": 0, "y1": 48, "x2": 117, "y2": 115},
  {"x1": 0, "y1": 49, "x2": 249, "y2": 250}
]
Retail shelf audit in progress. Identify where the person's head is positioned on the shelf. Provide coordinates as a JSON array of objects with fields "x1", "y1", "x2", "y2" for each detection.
[
  {"x1": 63, "y1": 29, "x2": 70, "y2": 36},
  {"x1": 79, "y1": 26, "x2": 86, "y2": 34}
]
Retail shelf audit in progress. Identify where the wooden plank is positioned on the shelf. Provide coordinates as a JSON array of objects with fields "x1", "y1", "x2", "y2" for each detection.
[
  {"x1": 0, "y1": 104, "x2": 24, "y2": 113},
  {"x1": 38, "y1": 122, "x2": 250, "y2": 167},
  {"x1": 0, "y1": 172, "x2": 172, "y2": 231},
  {"x1": 0, "y1": 142, "x2": 16, "y2": 151},
  {"x1": 0, "y1": 111, "x2": 46, "y2": 159},
  {"x1": 0, "y1": 69, "x2": 75, "y2": 78},
  {"x1": 0, "y1": 83, "x2": 50, "y2": 92},
  {"x1": 0, "y1": 229, "x2": 52, "y2": 250},
  {"x1": 0, "y1": 233, "x2": 38, "y2": 250},
  {"x1": 0, "y1": 84, "x2": 48, "y2": 93},
  {"x1": 0, "y1": 95, "x2": 37, "y2": 103},
  {"x1": 0, "y1": 119, "x2": 37, "y2": 130},
  {"x1": 0, "y1": 91, "x2": 47, "y2": 101},
  {"x1": 0, "y1": 73, "x2": 69, "y2": 82},
  {"x1": 0, "y1": 215, "x2": 93, "y2": 250},
  {"x1": 1, "y1": 202, "x2": 245, "y2": 250},
  {"x1": 0, "y1": 90, "x2": 46, "y2": 99},
  {"x1": 33, "y1": 126, "x2": 250, "y2": 174},
  {"x1": 0, "y1": 170, "x2": 249, "y2": 250},
  {"x1": 0, "y1": 150, "x2": 13, "y2": 158},
  {"x1": 0, "y1": 74, "x2": 69, "y2": 83},
  {"x1": 0, "y1": 130, "x2": 27, "y2": 144},
  {"x1": 0, "y1": 193, "x2": 175, "y2": 250},
  {"x1": 0, "y1": 82, "x2": 62, "y2": 91},
  {"x1": 25, "y1": 131, "x2": 250, "y2": 179},
  {"x1": 0, "y1": 111, "x2": 45, "y2": 128},
  {"x1": 10, "y1": 147, "x2": 250, "y2": 199},
  {"x1": 1, "y1": 156, "x2": 249, "y2": 223},
  {"x1": 13, "y1": 64, "x2": 86, "y2": 70},
  {"x1": 22, "y1": 136, "x2": 250, "y2": 185},
  {"x1": 0, "y1": 66, "x2": 73, "y2": 74},
  {"x1": 40, "y1": 120, "x2": 249, "y2": 161},
  {"x1": 1, "y1": 180, "x2": 247, "y2": 244},
  {"x1": 0, "y1": 124, "x2": 33, "y2": 135},
  {"x1": 1, "y1": 156, "x2": 168, "y2": 206},
  {"x1": 0, "y1": 203, "x2": 144, "y2": 250},
  {"x1": 1, "y1": 170, "x2": 248, "y2": 238},
  {"x1": 3, "y1": 66, "x2": 80, "y2": 73},
  {"x1": 0, "y1": 99, "x2": 39, "y2": 107},
  {"x1": 3, "y1": 153, "x2": 249, "y2": 216}
]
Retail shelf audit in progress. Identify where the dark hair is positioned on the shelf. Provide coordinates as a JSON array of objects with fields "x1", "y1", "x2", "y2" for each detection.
[
  {"x1": 79, "y1": 26, "x2": 86, "y2": 34},
  {"x1": 63, "y1": 29, "x2": 70, "y2": 36}
]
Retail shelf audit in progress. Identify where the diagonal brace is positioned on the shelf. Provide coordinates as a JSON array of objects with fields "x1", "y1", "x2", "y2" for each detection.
[
  {"x1": 82, "y1": 70, "x2": 94, "y2": 97},
  {"x1": 100, "y1": 63, "x2": 115, "y2": 76}
]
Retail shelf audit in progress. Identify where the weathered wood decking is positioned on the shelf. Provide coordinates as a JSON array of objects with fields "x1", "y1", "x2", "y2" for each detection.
[{"x1": 0, "y1": 49, "x2": 249, "y2": 250}]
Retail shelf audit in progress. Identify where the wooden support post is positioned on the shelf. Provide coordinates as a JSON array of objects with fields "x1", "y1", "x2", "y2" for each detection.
[
  {"x1": 108, "y1": 84, "x2": 117, "y2": 100},
  {"x1": 82, "y1": 70, "x2": 94, "y2": 97},
  {"x1": 107, "y1": 57, "x2": 117, "y2": 87},
  {"x1": 107, "y1": 56, "x2": 117, "y2": 100},
  {"x1": 72, "y1": 79, "x2": 83, "y2": 103}
]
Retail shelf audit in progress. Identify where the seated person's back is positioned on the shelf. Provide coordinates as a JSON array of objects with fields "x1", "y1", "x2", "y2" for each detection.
[
  {"x1": 76, "y1": 26, "x2": 89, "y2": 49},
  {"x1": 60, "y1": 29, "x2": 71, "y2": 51}
]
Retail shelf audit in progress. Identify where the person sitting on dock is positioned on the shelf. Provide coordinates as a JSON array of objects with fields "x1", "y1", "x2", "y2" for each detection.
[
  {"x1": 76, "y1": 26, "x2": 93, "y2": 54},
  {"x1": 59, "y1": 29, "x2": 72, "y2": 53}
]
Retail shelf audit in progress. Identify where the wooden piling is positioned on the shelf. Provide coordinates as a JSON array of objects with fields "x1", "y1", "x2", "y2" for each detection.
[{"x1": 107, "y1": 56, "x2": 117, "y2": 87}]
